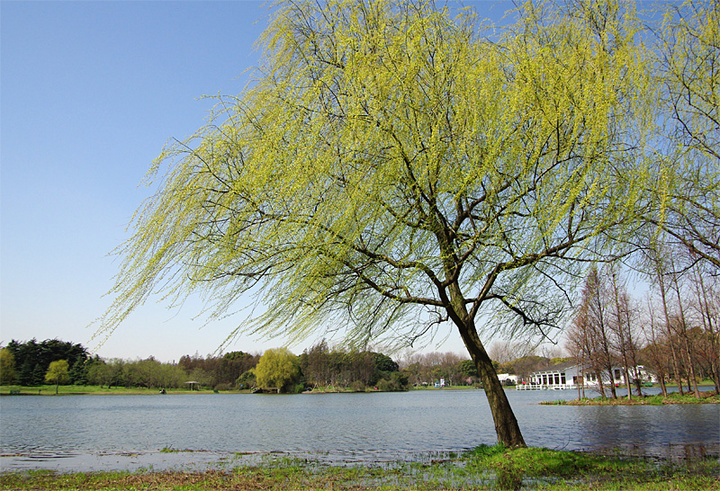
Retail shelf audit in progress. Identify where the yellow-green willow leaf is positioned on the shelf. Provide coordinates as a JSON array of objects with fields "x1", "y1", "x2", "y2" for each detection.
[{"x1": 646, "y1": 0, "x2": 720, "y2": 268}]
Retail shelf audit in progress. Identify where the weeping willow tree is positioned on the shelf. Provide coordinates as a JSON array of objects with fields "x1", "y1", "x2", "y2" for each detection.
[
  {"x1": 649, "y1": 0, "x2": 720, "y2": 269},
  {"x1": 99, "y1": 0, "x2": 654, "y2": 447}
]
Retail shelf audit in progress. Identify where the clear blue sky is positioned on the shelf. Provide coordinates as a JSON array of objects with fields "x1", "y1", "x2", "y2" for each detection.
[{"x1": 1, "y1": 1, "x2": 513, "y2": 363}]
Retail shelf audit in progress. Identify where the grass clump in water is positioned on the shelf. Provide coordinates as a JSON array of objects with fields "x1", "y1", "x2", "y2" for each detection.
[
  {"x1": 462, "y1": 444, "x2": 720, "y2": 490},
  {"x1": 463, "y1": 444, "x2": 602, "y2": 489}
]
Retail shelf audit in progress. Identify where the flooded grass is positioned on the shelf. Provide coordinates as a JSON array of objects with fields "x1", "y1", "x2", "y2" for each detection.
[
  {"x1": 159, "y1": 446, "x2": 197, "y2": 453},
  {"x1": 1, "y1": 446, "x2": 718, "y2": 490}
]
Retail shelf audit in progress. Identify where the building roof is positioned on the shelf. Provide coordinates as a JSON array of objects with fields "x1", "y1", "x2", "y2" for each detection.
[{"x1": 532, "y1": 361, "x2": 578, "y2": 374}]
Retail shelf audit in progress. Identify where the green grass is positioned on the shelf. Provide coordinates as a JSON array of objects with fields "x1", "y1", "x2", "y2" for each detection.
[
  {"x1": 1, "y1": 384, "x2": 483, "y2": 396},
  {"x1": 0, "y1": 385, "x2": 249, "y2": 396},
  {"x1": 159, "y1": 446, "x2": 197, "y2": 453},
  {"x1": 542, "y1": 391, "x2": 719, "y2": 406},
  {"x1": 1, "y1": 446, "x2": 718, "y2": 490}
]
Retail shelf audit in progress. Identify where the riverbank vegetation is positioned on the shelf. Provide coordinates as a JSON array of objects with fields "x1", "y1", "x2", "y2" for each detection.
[
  {"x1": 0, "y1": 339, "x2": 416, "y2": 394},
  {"x1": 2, "y1": 445, "x2": 718, "y2": 490},
  {"x1": 0, "y1": 384, "x2": 226, "y2": 396},
  {"x1": 543, "y1": 390, "x2": 720, "y2": 406},
  {"x1": 2, "y1": 334, "x2": 718, "y2": 398}
]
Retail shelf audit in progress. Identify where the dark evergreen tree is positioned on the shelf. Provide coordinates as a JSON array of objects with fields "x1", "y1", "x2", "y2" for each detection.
[{"x1": 6, "y1": 339, "x2": 89, "y2": 386}]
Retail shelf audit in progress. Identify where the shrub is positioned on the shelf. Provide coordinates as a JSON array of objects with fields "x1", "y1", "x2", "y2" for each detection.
[
  {"x1": 377, "y1": 371, "x2": 409, "y2": 391},
  {"x1": 236, "y1": 369, "x2": 256, "y2": 389},
  {"x1": 349, "y1": 380, "x2": 366, "y2": 392}
]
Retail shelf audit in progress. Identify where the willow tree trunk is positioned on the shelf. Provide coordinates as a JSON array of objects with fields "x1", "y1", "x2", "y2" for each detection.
[
  {"x1": 455, "y1": 318, "x2": 526, "y2": 448},
  {"x1": 436, "y1": 229, "x2": 526, "y2": 448}
]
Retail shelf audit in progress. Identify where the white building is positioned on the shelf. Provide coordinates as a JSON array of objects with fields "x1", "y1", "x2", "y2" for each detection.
[
  {"x1": 518, "y1": 361, "x2": 578, "y2": 390},
  {"x1": 497, "y1": 373, "x2": 519, "y2": 385},
  {"x1": 517, "y1": 362, "x2": 658, "y2": 390}
]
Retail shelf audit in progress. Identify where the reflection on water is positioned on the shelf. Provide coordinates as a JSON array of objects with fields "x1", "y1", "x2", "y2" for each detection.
[{"x1": 1, "y1": 388, "x2": 717, "y2": 471}]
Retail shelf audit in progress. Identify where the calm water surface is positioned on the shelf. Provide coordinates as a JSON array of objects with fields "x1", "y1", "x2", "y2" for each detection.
[{"x1": 1, "y1": 389, "x2": 718, "y2": 471}]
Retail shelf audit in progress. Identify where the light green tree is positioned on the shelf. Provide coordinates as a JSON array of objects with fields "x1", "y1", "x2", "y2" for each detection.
[
  {"x1": 86, "y1": 358, "x2": 125, "y2": 388},
  {"x1": 0, "y1": 348, "x2": 17, "y2": 385},
  {"x1": 99, "y1": 0, "x2": 656, "y2": 447},
  {"x1": 255, "y1": 348, "x2": 300, "y2": 393},
  {"x1": 647, "y1": 0, "x2": 720, "y2": 268},
  {"x1": 45, "y1": 360, "x2": 70, "y2": 394}
]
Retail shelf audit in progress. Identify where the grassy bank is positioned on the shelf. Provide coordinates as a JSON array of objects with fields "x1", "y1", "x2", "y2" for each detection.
[
  {"x1": 0, "y1": 385, "x2": 250, "y2": 396},
  {"x1": 0, "y1": 384, "x2": 478, "y2": 396},
  {"x1": 542, "y1": 390, "x2": 720, "y2": 406},
  {"x1": 1, "y1": 445, "x2": 718, "y2": 490},
  {"x1": 0, "y1": 385, "x2": 413, "y2": 396}
]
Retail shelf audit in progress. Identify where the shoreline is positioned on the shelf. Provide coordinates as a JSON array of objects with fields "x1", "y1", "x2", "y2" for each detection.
[
  {"x1": 1, "y1": 445, "x2": 718, "y2": 490},
  {"x1": 0, "y1": 385, "x2": 477, "y2": 396}
]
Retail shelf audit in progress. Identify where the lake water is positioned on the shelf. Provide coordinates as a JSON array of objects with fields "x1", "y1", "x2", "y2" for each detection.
[{"x1": 1, "y1": 388, "x2": 718, "y2": 472}]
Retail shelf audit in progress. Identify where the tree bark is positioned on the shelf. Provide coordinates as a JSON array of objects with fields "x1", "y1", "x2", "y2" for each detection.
[
  {"x1": 656, "y1": 264, "x2": 685, "y2": 395},
  {"x1": 432, "y1": 218, "x2": 526, "y2": 448},
  {"x1": 670, "y1": 266, "x2": 701, "y2": 398},
  {"x1": 606, "y1": 367, "x2": 618, "y2": 399},
  {"x1": 658, "y1": 374, "x2": 668, "y2": 397},
  {"x1": 695, "y1": 274, "x2": 720, "y2": 392},
  {"x1": 455, "y1": 319, "x2": 526, "y2": 448},
  {"x1": 595, "y1": 371, "x2": 606, "y2": 398}
]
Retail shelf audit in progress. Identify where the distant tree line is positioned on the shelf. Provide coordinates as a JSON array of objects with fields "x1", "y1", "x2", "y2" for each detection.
[
  {"x1": 177, "y1": 351, "x2": 260, "y2": 390},
  {"x1": 0, "y1": 339, "x2": 89, "y2": 386},
  {"x1": 4, "y1": 338, "x2": 499, "y2": 393},
  {"x1": 400, "y1": 352, "x2": 476, "y2": 387},
  {"x1": 79, "y1": 351, "x2": 263, "y2": 390},
  {"x1": 298, "y1": 340, "x2": 407, "y2": 392},
  {"x1": 0, "y1": 337, "x2": 567, "y2": 392},
  {"x1": 0, "y1": 339, "x2": 262, "y2": 390},
  {"x1": 0, "y1": 338, "x2": 413, "y2": 392}
]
